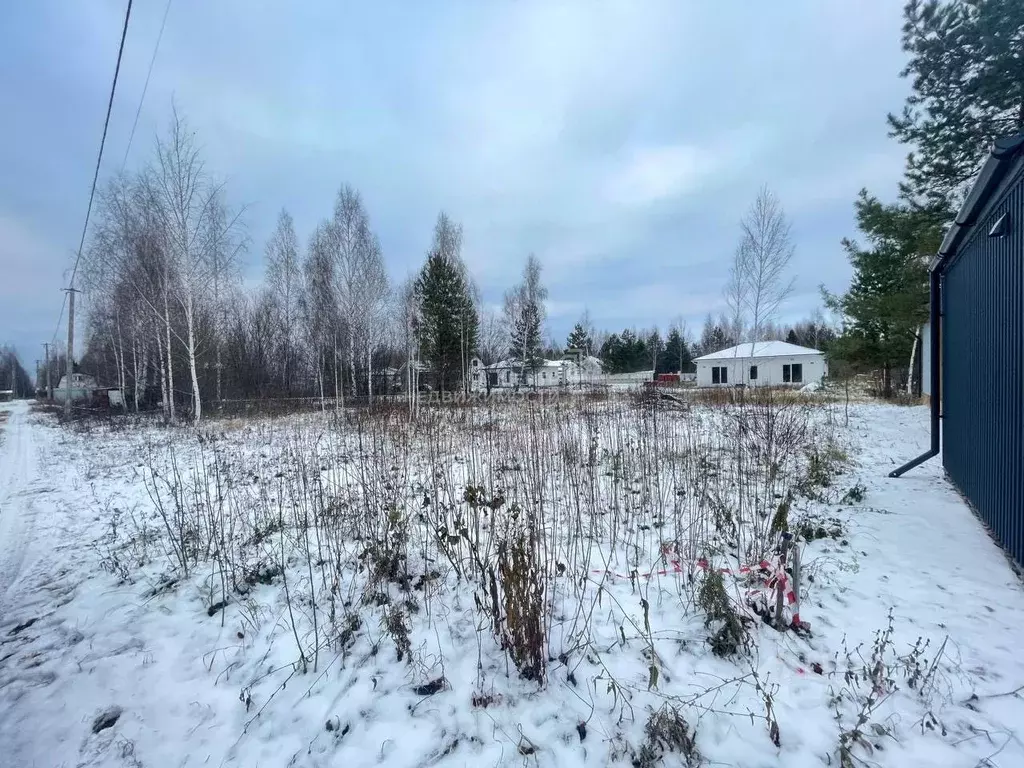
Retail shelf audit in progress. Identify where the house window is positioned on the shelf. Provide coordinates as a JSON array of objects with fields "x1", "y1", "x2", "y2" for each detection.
[
  {"x1": 542, "y1": 371, "x2": 547, "y2": 380},
  {"x1": 505, "y1": 371, "x2": 510, "y2": 382},
  {"x1": 783, "y1": 364, "x2": 803, "y2": 383},
  {"x1": 711, "y1": 366, "x2": 728, "y2": 384},
  {"x1": 749, "y1": 365, "x2": 758, "y2": 381}
]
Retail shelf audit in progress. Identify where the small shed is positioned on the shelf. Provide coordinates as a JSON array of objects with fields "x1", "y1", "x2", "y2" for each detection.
[{"x1": 693, "y1": 341, "x2": 827, "y2": 388}]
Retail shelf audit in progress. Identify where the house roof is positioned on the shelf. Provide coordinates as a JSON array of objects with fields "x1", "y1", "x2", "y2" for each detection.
[
  {"x1": 487, "y1": 358, "x2": 565, "y2": 370},
  {"x1": 693, "y1": 341, "x2": 823, "y2": 361},
  {"x1": 933, "y1": 132, "x2": 1024, "y2": 273}
]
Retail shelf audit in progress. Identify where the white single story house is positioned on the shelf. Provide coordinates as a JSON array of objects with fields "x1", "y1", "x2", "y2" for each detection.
[
  {"x1": 483, "y1": 359, "x2": 520, "y2": 389},
  {"x1": 482, "y1": 356, "x2": 604, "y2": 390},
  {"x1": 693, "y1": 341, "x2": 827, "y2": 388},
  {"x1": 526, "y1": 359, "x2": 567, "y2": 388},
  {"x1": 484, "y1": 359, "x2": 565, "y2": 389}
]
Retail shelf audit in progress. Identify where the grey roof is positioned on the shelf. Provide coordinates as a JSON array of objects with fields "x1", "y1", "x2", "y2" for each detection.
[
  {"x1": 934, "y1": 133, "x2": 1024, "y2": 272},
  {"x1": 693, "y1": 341, "x2": 824, "y2": 361}
]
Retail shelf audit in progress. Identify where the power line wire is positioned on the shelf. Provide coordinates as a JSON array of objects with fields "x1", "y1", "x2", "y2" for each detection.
[
  {"x1": 122, "y1": 0, "x2": 172, "y2": 172},
  {"x1": 52, "y1": 0, "x2": 134, "y2": 346}
]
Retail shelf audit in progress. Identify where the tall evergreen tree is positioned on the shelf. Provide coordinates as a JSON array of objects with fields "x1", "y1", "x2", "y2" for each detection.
[
  {"x1": 664, "y1": 327, "x2": 693, "y2": 373},
  {"x1": 504, "y1": 255, "x2": 547, "y2": 382},
  {"x1": 694, "y1": 314, "x2": 736, "y2": 357},
  {"x1": 565, "y1": 321, "x2": 592, "y2": 356},
  {"x1": 824, "y1": 191, "x2": 943, "y2": 396},
  {"x1": 646, "y1": 330, "x2": 665, "y2": 375},
  {"x1": 889, "y1": 0, "x2": 1024, "y2": 211},
  {"x1": 416, "y1": 215, "x2": 477, "y2": 395},
  {"x1": 509, "y1": 301, "x2": 542, "y2": 371}
]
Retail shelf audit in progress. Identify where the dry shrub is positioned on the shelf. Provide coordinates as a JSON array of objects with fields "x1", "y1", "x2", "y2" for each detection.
[
  {"x1": 497, "y1": 515, "x2": 547, "y2": 683},
  {"x1": 697, "y1": 570, "x2": 750, "y2": 657},
  {"x1": 636, "y1": 704, "x2": 701, "y2": 767}
]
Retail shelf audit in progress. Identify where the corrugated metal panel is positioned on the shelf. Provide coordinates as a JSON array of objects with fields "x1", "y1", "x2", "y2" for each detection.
[{"x1": 942, "y1": 162, "x2": 1024, "y2": 566}]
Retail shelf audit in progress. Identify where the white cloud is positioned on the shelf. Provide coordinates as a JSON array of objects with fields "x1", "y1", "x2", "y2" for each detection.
[{"x1": 604, "y1": 145, "x2": 711, "y2": 207}]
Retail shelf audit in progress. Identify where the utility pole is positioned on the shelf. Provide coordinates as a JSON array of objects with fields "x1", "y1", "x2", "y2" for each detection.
[
  {"x1": 43, "y1": 342, "x2": 52, "y2": 400},
  {"x1": 64, "y1": 288, "x2": 79, "y2": 417},
  {"x1": 35, "y1": 359, "x2": 40, "y2": 399}
]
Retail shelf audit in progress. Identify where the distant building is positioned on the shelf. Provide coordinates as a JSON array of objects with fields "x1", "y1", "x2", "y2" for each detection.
[
  {"x1": 485, "y1": 359, "x2": 522, "y2": 389},
  {"x1": 53, "y1": 373, "x2": 98, "y2": 403},
  {"x1": 693, "y1": 341, "x2": 827, "y2": 388}
]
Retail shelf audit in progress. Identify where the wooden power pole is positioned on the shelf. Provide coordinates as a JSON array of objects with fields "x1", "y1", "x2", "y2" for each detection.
[{"x1": 43, "y1": 342, "x2": 52, "y2": 400}]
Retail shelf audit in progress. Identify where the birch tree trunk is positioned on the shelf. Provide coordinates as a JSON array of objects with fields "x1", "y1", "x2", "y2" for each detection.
[
  {"x1": 348, "y1": 325, "x2": 357, "y2": 400},
  {"x1": 163, "y1": 291, "x2": 176, "y2": 423},
  {"x1": 906, "y1": 331, "x2": 919, "y2": 396},
  {"x1": 185, "y1": 296, "x2": 202, "y2": 422}
]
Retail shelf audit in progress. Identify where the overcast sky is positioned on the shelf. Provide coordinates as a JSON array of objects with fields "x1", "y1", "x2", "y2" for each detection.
[{"x1": 0, "y1": 0, "x2": 911, "y2": 362}]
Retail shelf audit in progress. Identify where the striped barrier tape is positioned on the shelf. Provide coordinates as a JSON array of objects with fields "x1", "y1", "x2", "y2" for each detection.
[{"x1": 588, "y1": 547, "x2": 804, "y2": 628}]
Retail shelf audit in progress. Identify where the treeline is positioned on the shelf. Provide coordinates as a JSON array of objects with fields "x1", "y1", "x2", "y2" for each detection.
[
  {"x1": 74, "y1": 112, "x2": 607, "y2": 419},
  {"x1": 826, "y1": 0, "x2": 1022, "y2": 396},
  {"x1": 592, "y1": 314, "x2": 834, "y2": 376},
  {"x1": 78, "y1": 106, "x2": 841, "y2": 417},
  {"x1": 0, "y1": 346, "x2": 33, "y2": 397}
]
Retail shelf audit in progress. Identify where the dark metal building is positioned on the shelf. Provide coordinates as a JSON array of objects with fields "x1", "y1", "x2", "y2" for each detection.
[{"x1": 893, "y1": 134, "x2": 1024, "y2": 567}]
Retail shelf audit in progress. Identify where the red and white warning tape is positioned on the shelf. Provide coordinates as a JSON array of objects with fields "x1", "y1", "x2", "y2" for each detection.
[{"x1": 587, "y1": 545, "x2": 803, "y2": 627}]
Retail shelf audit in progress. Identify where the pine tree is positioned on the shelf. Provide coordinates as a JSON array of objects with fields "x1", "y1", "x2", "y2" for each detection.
[
  {"x1": 565, "y1": 322, "x2": 592, "y2": 356},
  {"x1": 824, "y1": 191, "x2": 943, "y2": 396},
  {"x1": 889, "y1": 0, "x2": 1024, "y2": 211}
]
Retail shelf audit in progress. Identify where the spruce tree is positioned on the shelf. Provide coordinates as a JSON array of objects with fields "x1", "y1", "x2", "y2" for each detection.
[
  {"x1": 599, "y1": 333, "x2": 624, "y2": 374},
  {"x1": 664, "y1": 328, "x2": 693, "y2": 373},
  {"x1": 509, "y1": 301, "x2": 542, "y2": 371},
  {"x1": 415, "y1": 215, "x2": 478, "y2": 395},
  {"x1": 565, "y1": 322, "x2": 592, "y2": 356},
  {"x1": 504, "y1": 255, "x2": 547, "y2": 383}
]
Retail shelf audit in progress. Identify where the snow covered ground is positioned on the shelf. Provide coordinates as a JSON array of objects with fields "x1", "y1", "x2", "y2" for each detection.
[{"x1": 1, "y1": 398, "x2": 1022, "y2": 768}]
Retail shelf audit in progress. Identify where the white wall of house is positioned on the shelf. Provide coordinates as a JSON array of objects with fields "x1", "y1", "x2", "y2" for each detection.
[
  {"x1": 469, "y1": 357, "x2": 485, "y2": 391},
  {"x1": 695, "y1": 353, "x2": 826, "y2": 388},
  {"x1": 525, "y1": 361, "x2": 566, "y2": 388}
]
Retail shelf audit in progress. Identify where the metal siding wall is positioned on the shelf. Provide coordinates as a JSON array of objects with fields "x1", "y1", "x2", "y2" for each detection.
[{"x1": 942, "y1": 168, "x2": 1024, "y2": 566}]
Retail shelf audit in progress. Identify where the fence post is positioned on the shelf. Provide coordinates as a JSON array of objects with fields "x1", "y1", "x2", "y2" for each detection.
[
  {"x1": 774, "y1": 532, "x2": 792, "y2": 629},
  {"x1": 791, "y1": 541, "x2": 801, "y2": 628}
]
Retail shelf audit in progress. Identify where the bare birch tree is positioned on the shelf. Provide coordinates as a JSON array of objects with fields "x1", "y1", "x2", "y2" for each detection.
[
  {"x1": 732, "y1": 186, "x2": 796, "y2": 342},
  {"x1": 152, "y1": 108, "x2": 243, "y2": 421},
  {"x1": 265, "y1": 208, "x2": 302, "y2": 394}
]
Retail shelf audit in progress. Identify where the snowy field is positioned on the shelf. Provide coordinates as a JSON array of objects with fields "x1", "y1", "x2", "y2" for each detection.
[{"x1": 1, "y1": 396, "x2": 1023, "y2": 768}]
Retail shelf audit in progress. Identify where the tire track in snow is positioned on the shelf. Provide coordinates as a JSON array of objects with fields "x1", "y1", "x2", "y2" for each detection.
[{"x1": 0, "y1": 401, "x2": 38, "y2": 610}]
